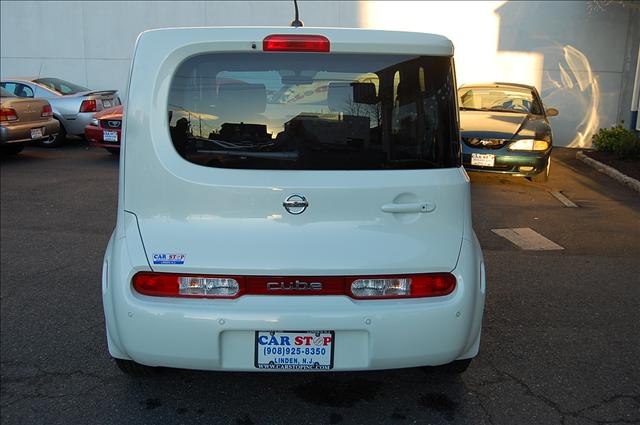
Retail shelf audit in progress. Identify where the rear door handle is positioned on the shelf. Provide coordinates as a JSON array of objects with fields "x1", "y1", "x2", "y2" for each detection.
[{"x1": 381, "y1": 201, "x2": 436, "y2": 214}]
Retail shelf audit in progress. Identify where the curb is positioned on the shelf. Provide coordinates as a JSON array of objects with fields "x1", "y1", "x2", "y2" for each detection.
[{"x1": 576, "y1": 151, "x2": 640, "y2": 193}]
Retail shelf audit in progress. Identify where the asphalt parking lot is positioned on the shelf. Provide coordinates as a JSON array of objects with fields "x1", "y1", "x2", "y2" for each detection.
[{"x1": 1, "y1": 142, "x2": 639, "y2": 425}]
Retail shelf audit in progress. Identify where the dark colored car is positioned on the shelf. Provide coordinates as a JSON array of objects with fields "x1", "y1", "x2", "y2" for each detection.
[
  {"x1": 0, "y1": 87, "x2": 59, "y2": 155},
  {"x1": 458, "y1": 82, "x2": 558, "y2": 182},
  {"x1": 84, "y1": 105, "x2": 123, "y2": 155}
]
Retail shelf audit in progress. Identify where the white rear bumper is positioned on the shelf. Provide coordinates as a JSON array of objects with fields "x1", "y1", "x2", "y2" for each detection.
[{"x1": 103, "y1": 231, "x2": 484, "y2": 372}]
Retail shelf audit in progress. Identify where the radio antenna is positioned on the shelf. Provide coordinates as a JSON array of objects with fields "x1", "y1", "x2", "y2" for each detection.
[{"x1": 291, "y1": 0, "x2": 303, "y2": 27}]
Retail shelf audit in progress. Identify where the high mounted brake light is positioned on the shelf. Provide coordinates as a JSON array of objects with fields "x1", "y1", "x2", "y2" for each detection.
[
  {"x1": 263, "y1": 35, "x2": 330, "y2": 52},
  {"x1": 132, "y1": 272, "x2": 455, "y2": 299}
]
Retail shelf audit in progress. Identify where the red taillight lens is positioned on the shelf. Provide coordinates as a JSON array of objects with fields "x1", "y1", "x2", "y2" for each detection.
[
  {"x1": 132, "y1": 272, "x2": 455, "y2": 299},
  {"x1": 0, "y1": 107, "x2": 18, "y2": 121},
  {"x1": 263, "y1": 34, "x2": 330, "y2": 52},
  {"x1": 79, "y1": 99, "x2": 97, "y2": 112},
  {"x1": 349, "y1": 273, "x2": 456, "y2": 299},
  {"x1": 133, "y1": 272, "x2": 243, "y2": 298},
  {"x1": 41, "y1": 104, "x2": 53, "y2": 117}
]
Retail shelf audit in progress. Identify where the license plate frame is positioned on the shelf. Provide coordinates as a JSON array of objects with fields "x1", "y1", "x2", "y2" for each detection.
[
  {"x1": 471, "y1": 153, "x2": 496, "y2": 167},
  {"x1": 103, "y1": 130, "x2": 118, "y2": 142},
  {"x1": 254, "y1": 330, "x2": 335, "y2": 371},
  {"x1": 30, "y1": 127, "x2": 44, "y2": 139}
]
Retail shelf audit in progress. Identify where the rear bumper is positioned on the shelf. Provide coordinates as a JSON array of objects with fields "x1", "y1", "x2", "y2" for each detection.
[
  {"x1": 462, "y1": 146, "x2": 551, "y2": 177},
  {"x1": 0, "y1": 119, "x2": 59, "y2": 144},
  {"x1": 63, "y1": 112, "x2": 94, "y2": 135},
  {"x1": 103, "y1": 232, "x2": 485, "y2": 372},
  {"x1": 85, "y1": 124, "x2": 121, "y2": 149}
]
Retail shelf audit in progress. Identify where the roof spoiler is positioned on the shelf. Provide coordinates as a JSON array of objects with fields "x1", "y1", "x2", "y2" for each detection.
[{"x1": 86, "y1": 90, "x2": 117, "y2": 96}]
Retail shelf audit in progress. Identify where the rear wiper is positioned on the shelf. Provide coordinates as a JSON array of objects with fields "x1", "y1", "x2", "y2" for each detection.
[
  {"x1": 190, "y1": 136, "x2": 275, "y2": 149},
  {"x1": 195, "y1": 149, "x2": 299, "y2": 161},
  {"x1": 487, "y1": 108, "x2": 527, "y2": 114}
]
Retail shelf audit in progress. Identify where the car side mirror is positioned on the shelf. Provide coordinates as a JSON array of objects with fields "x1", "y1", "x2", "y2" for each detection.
[{"x1": 546, "y1": 107, "x2": 559, "y2": 117}]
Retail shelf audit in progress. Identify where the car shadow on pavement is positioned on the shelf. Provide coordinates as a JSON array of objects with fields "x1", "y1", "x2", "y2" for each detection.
[{"x1": 113, "y1": 366, "x2": 467, "y2": 424}]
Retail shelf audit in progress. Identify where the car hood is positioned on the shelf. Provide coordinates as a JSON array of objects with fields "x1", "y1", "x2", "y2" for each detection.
[
  {"x1": 460, "y1": 110, "x2": 539, "y2": 140},
  {"x1": 94, "y1": 105, "x2": 123, "y2": 120}
]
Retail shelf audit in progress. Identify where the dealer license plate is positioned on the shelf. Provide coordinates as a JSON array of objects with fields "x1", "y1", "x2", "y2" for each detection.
[
  {"x1": 471, "y1": 153, "x2": 495, "y2": 167},
  {"x1": 30, "y1": 128, "x2": 43, "y2": 139},
  {"x1": 103, "y1": 130, "x2": 118, "y2": 142},
  {"x1": 255, "y1": 330, "x2": 334, "y2": 370}
]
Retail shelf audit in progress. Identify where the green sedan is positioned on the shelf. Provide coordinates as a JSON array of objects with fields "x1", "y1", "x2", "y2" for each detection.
[{"x1": 458, "y1": 82, "x2": 558, "y2": 183}]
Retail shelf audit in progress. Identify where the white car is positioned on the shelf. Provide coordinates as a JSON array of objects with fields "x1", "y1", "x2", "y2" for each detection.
[{"x1": 103, "y1": 27, "x2": 486, "y2": 376}]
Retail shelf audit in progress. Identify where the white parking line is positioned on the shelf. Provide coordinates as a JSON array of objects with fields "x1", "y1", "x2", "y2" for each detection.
[
  {"x1": 491, "y1": 228, "x2": 564, "y2": 250},
  {"x1": 549, "y1": 191, "x2": 578, "y2": 208}
]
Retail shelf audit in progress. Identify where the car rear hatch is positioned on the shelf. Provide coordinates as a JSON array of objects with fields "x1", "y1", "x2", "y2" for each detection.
[
  {"x1": 130, "y1": 168, "x2": 467, "y2": 275},
  {"x1": 123, "y1": 27, "x2": 467, "y2": 276}
]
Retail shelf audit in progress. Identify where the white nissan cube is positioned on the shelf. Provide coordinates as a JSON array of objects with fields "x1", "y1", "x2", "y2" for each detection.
[{"x1": 102, "y1": 26, "x2": 486, "y2": 376}]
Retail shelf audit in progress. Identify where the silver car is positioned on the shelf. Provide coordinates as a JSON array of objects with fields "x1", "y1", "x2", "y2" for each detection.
[{"x1": 0, "y1": 78, "x2": 120, "y2": 147}]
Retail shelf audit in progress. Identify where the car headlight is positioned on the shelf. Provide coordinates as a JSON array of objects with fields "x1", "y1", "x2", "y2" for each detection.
[
  {"x1": 508, "y1": 139, "x2": 550, "y2": 151},
  {"x1": 90, "y1": 118, "x2": 99, "y2": 127}
]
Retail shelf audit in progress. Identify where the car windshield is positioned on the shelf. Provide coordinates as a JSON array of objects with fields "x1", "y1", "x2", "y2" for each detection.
[
  {"x1": 34, "y1": 78, "x2": 89, "y2": 95},
  {"x1": 167, "y1": 52, "x2": 459, "y2": 170},
  {"x1": 458, "y1": 87, "x2": 542, "y2": 114},
  {"x1": 0, "y1": 87, "x2": 16, "y2": 97}
]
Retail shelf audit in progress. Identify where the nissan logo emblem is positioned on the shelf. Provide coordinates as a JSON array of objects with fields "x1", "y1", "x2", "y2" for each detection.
[{"x1": 283, "y1": 194, "x2": 308, "y2": 215}]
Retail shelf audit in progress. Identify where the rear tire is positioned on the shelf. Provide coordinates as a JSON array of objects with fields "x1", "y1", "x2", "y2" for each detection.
[
  {"x1": 114, "y1": 358, "x2": 158, "y2": 377},
  {"x1": 530, "y1": 158, "x2": 550, "y2": 183},
  {"x1": 1, "y1": 144, "x2": 25, "y2": 155},
  {"x1": 39, "y1": 121, "x2": 66, "y2": 148}
]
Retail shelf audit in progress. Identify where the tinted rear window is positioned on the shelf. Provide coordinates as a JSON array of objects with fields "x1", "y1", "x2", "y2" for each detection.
[{"x1": 168, "y1": 53, "x2": 459, "y2": 170}]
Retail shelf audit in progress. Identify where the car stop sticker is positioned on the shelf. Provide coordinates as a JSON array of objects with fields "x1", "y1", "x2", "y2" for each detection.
[{"x1": 152, "y1": 253, "x2": 185, "y2": 265}]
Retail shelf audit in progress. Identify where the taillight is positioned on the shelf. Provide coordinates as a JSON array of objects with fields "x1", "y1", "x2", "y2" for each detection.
[
  {"x1": 41, "y1": 104, "x2": 53, "y2": 117},
  {"x1": 349, "y1": 274, "x2": 456, "y2": 299},
  {"x1": 132, "y1": 272, "x2": 455, "y2": 299},
  {"x1": 263, "y1": 34, "x2": 330, "y2": 52},
  {"x1": 79, "y1": 99, "x2": 97, "y2": 112},
  {"x1": 133, "y1": 272, "x2": 243, "y2": 298},
  {"x1": 0, "y1": 107, "x2": 18, "y2": 121}
]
